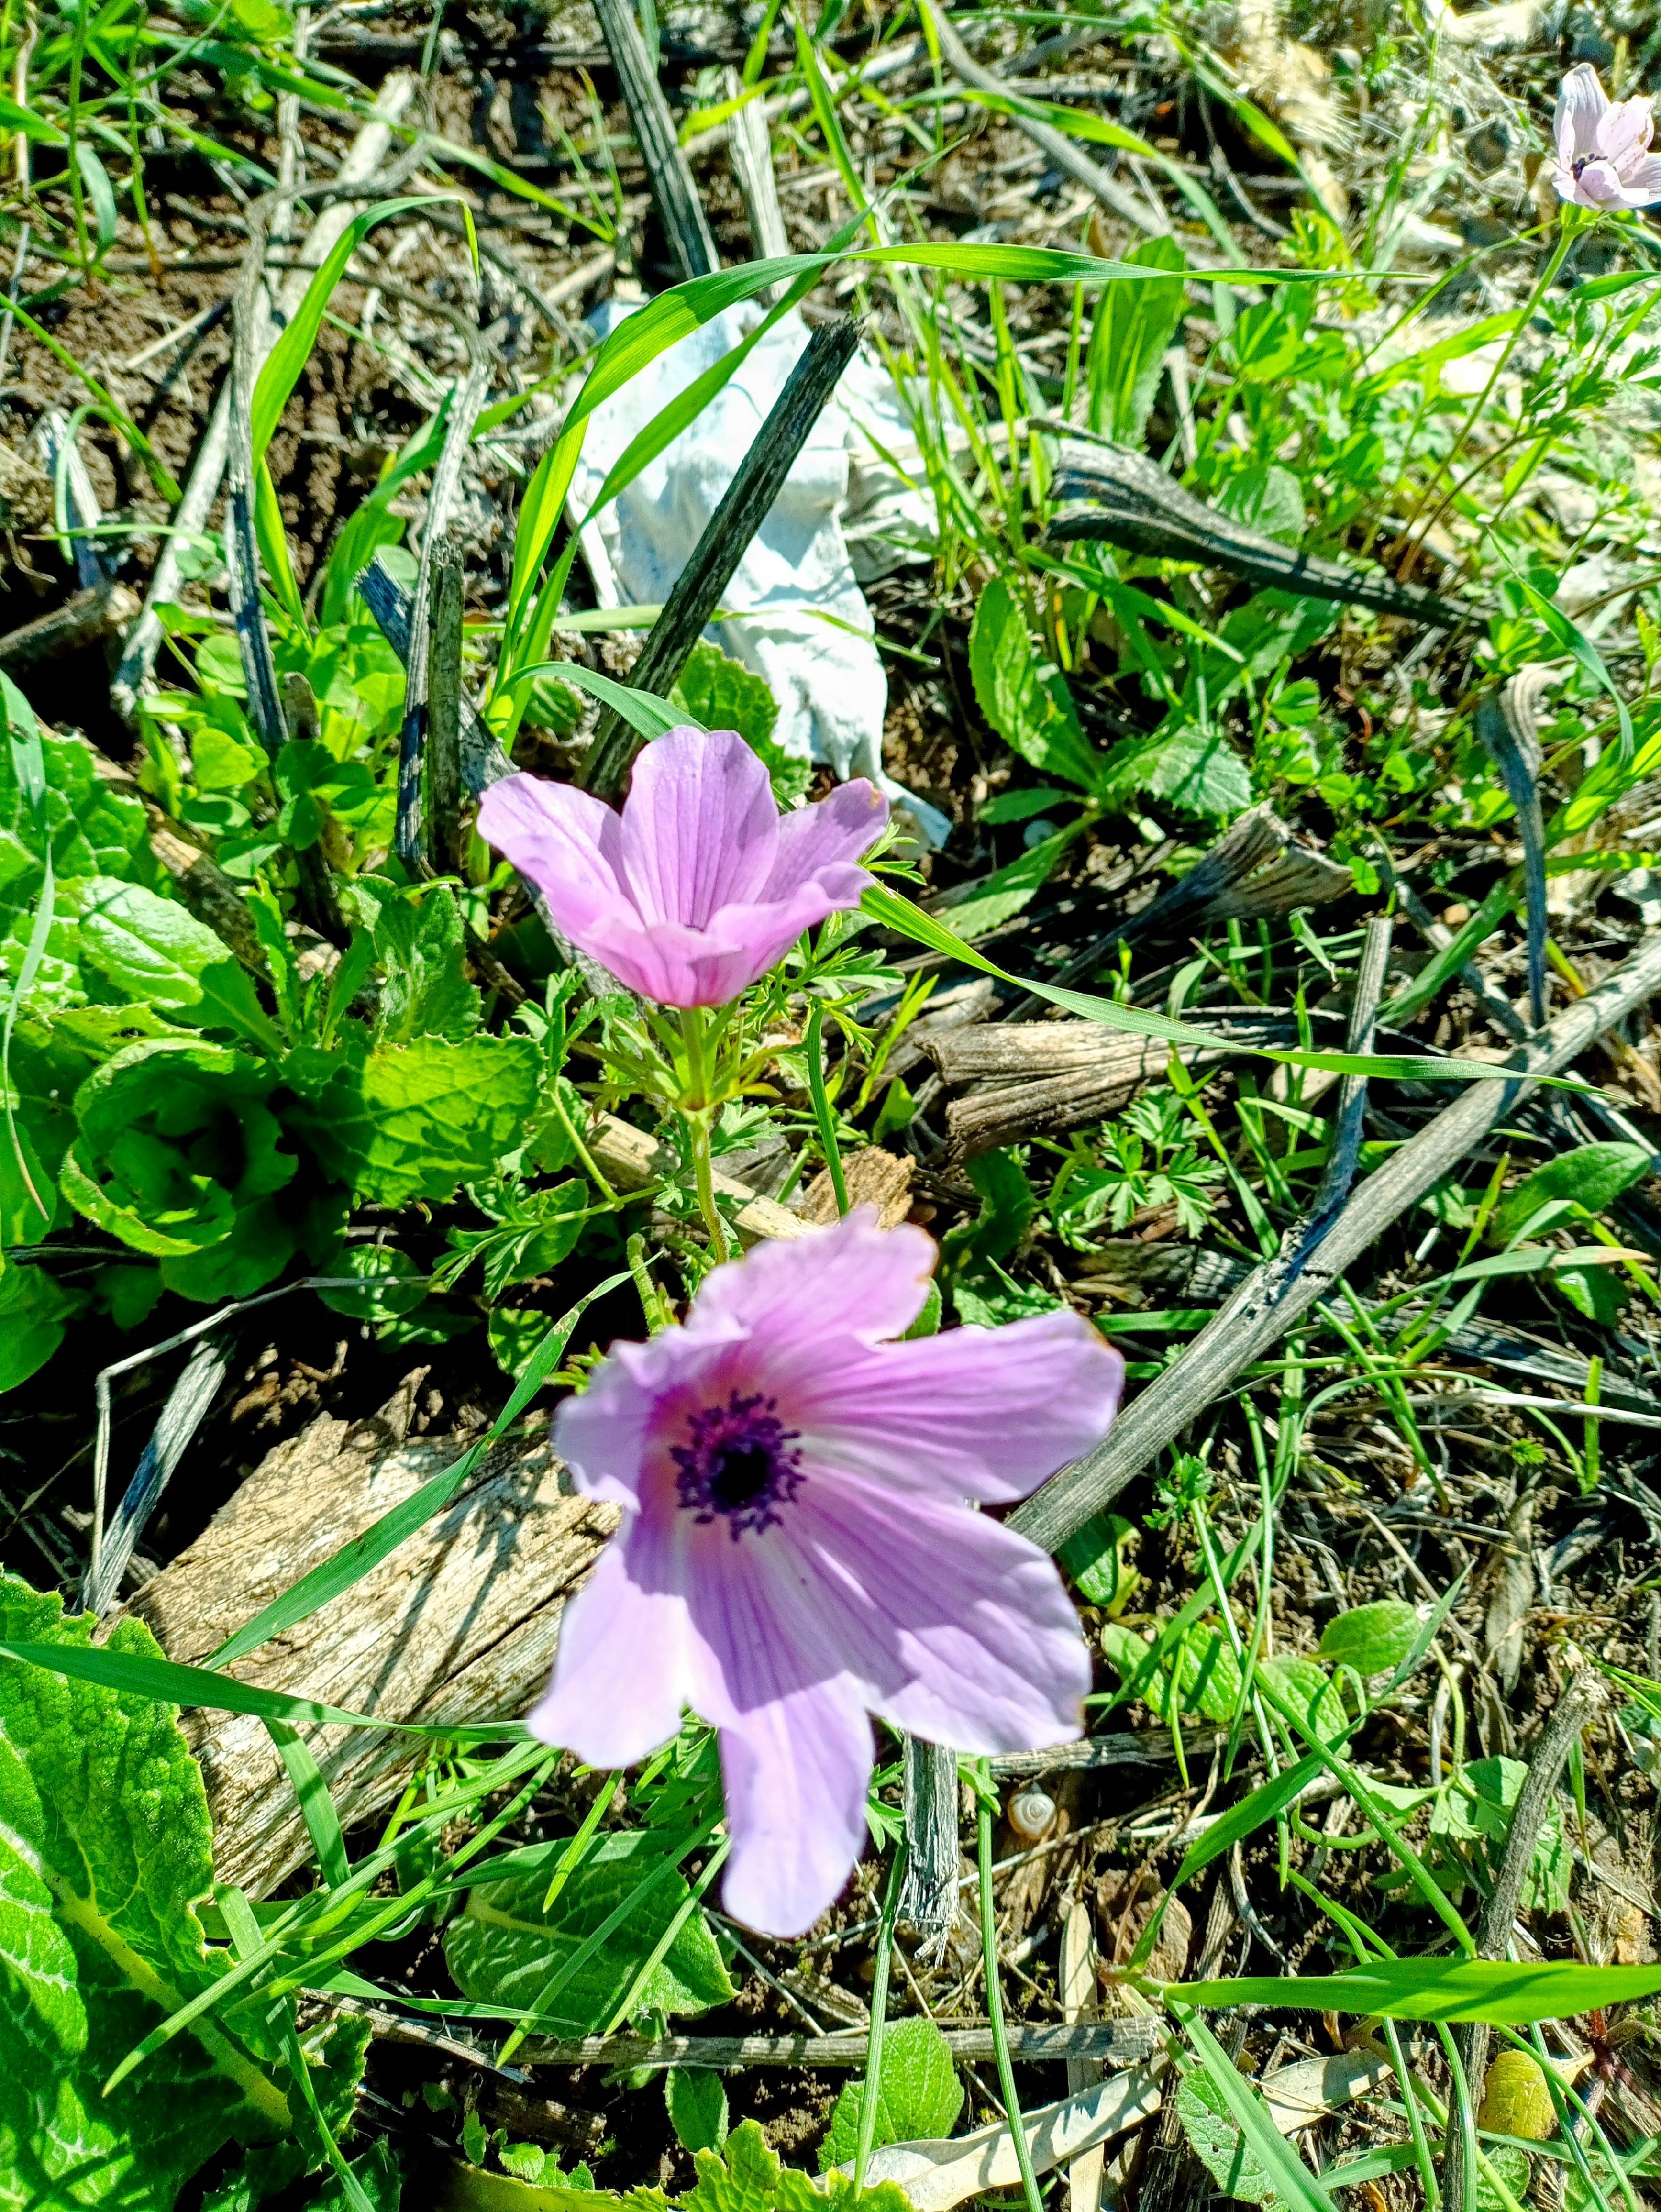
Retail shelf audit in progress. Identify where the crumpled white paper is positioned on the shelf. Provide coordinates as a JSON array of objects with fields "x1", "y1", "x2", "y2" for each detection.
[{"x1": 569, "y1": 300, "x2": 950, "y2": 845}]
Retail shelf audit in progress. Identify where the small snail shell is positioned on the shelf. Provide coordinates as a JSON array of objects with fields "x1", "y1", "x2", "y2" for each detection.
[{"x1": 1007, "y1": 1788, "x2": 1057, "y2": 1842}]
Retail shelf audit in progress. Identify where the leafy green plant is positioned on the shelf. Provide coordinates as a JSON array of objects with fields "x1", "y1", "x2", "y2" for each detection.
[
  {"x1": 1049, "y1": 1093, "x2": 1225, "y2": 1245},
  {"x1": 818, "y1": 2018, "x2": 962, "y2": 2171}
]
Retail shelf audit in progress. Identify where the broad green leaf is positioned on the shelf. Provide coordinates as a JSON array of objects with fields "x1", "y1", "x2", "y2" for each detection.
[
  {"x1": 1318, "y1": 1602, "x2": 1420, "y2": 1676},
  {"x1": 1057, "y1": 1512, "x2": 1140, "y2": 1612},
  {"x1": 1176, "y1": 2020, "x2": 1336, "y2": 2212},
  {"x1": 0, "y1": 724, "x2": 155, "y2": 1007},
  {"x1": 1215, "y1": 464, "x2": 1305, "y2": 547},
  {"x1": 670, "y1": 643, "x2": 806, "y2": 807},
  {"x1": 1177, "y1": 2062, "x2": 1291, "y2": 2210},
  {"x1": 685, "y1": 2117, "x2": 913, "y2": 2212},
  {"x1": 1180, "y1": 1958, "x2": 1661, "y2": 2022},
  {"x1": 1085, "y1": 234, "x2": 1188, "y2": 443},
  {"x1": 941, "y1": 1148, "x2": 1039, "y2": 1274},
  {"x1": 286, "y1": 1033, "x2": 541, "y2": 1206},
  {"x1": 0, "y1": 1255, "x2": 84, "y2": 1390},
  {"x1": 1103, "y1": 719, "x2": 1251, "y2": 818},
  {"x1": 58, "y1": 1038, "x2": 299, "y2": 1297},
  {"x1": 525, "y1": 662, "x2": 697, "y2": 741},
  {"x1": 819, "y1": 2017, "x2": 963, "y2": 2171},
  {"x1": 933, "y1": 823, "x2": 1083, "y2": 940},
  {"x1": 444, "y1": 1833, "x2": 733, "y2": 2035},
  {"x1": 667, "y1": 2068, "x2": 731, "y2": 2156},
  {"x1": 1494, "y1": 1142, "x2": 1650, "y2": 1247},
  {"x1": 0, "y1": 1573, "x2": 299, "y2": 2208},
  {"x1": 968, "y1": 578, "x2": 1102, "y2": 792},
  {"x1": 1102, "y1": 1620, "x2": 1243, "y2": 1725},
  {"x1": 342, "y1": 876, "x2": 481, "y2": 1044},
  {"x1": 76, "y1": 878, "x2": 283, "y2": 1051},
  {"x1": 1257, "y1": 1657, "x2": 1347, "y2": 1747}
]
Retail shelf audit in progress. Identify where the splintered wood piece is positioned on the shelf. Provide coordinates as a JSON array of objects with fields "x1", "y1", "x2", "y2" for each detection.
[
  {"x1": 800, "y1": 1146, "x2": 914, "y2": 1228},
  {"x1": 122, "y1": 1384, "x2": 614, "y2": 1898}
]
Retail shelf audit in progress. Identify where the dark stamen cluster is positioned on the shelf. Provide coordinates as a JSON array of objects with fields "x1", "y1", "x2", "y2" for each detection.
[{"x1": 671, "y1": 1390, "x2": 804, "y2": 1539}]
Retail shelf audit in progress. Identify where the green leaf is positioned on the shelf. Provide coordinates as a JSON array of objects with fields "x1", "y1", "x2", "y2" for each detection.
[
  {"x1": 685, "y1": 2118, "x2": 912, "y2": 2212},
  {"x1": 1318, "y1": 1602, "x2": 1420, "y2": 1676},
  {"x1": 669, "y1": 643, "x2": 807, "y2": 806},
  {"x1": 1057, "y1": 1512, "x2": 1140, "y2": 1611},
  {"x1": 0, "y1": 725, "x2": 155, "y2": 1007},
  {"x1": 1085, "y1": 234, "x2": 1187, "y2": 443},
  {"x1": 1172, "y1": 1756, "x2": 1325, "y2": 1893},
  {"x1": 1215, "y1": 464, "x2": 1305, "y2": 547},
  {"x1": 941, "y1": 1148, "x2": 1038, "y2": 1275},
  {"x1": 287, "y1": 1034, "x2": 541, "y2": 1206},
  {"x1": 59, "y1": 1038, "x2": 300, "y2": 1295},
  {"x1": 0, "y1": 1255, "x2": 85, "y2": 1389},
  {"x1": 1102, "y1": 1620, "x2": 1243, "y2": 1725},
  {"x1": 967, "y1": 578, "x2": 1102, "y2": 792},
  {"x1": 532, "y1": 664, "x2": 695, "y2": 742},
  {"x1": 667, "y1": 2068, "x2": 731, "y2": 2156},
  {"x1": 443, "y1": 1833, "x2": 734, "y2": 2035},
  {"x1": 1494, "y1": 1141, "x2": 1650, "y2": 1247},
  {"x1": 933, "y1": 823, "x2": 1082, "y2": 940},
  {"x1": 1175, "y1": 2020, "x2": 1336, "y2": 2212},
  {"x1": 1177, "y1": 2062, "x2": 1291, "y2": 2210},
  {"x1": 1102, "y1": 719, "x2": 1251, "y2": 818},
  {"x1": 1256, "y1": 1657, "x2": 1347, "y2": 1747},
  {"x1": 950, "y1": 1260, "x2": 1064, "y2": 1326},
  {"x1": 1181, "y1": 1957, "x2": 1661, "y2": 2023},
  {"x1": 818, "y1": 2018, "x2": 963, "y2": 2171},
  {"x1": 0, "y1": 1572, "x2": 300, "y2": 2208},
  {"x1": 76, "y1": 878, "x2": 283, "y2": 1051},
  {"x1": 343, "y1": 876, "x2": 482, "y2": 1044}
]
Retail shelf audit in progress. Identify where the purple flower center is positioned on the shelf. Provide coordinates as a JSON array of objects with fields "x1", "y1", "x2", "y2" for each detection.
[{"x1": 671, "y1": 1390, "x2": 804, "y2": 1538}]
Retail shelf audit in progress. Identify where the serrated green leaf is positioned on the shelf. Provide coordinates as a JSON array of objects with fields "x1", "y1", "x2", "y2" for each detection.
[
  {"x1": 0, "y1": 1572, "x2": 298, "y2": 2210},
  {"x1": 286, "y1": 1034, "x2": 541, "y2": 1206},
  {"x1": 0, "y1": 727, "x2": 156, "y2": 1008},
  {"x1": 1257, "y1": 1656, "x2": 1347, "y2": 1747},
  {"x1": 968, "y1": 579, "x2": 1102, "y2": 792},
  {"x1": 1102, "y1": 719, "x2": 1251, "y2": 818},
  {"x1": 1177, "y1": 2062, "x2": 1291, "y2": 2210},
  {"x1": 819, "y1": 2017, "x2": 963, "y2": 2172},
  {"x1": 342, "y1": 877, "x2": 481, "y2": 1045},
  {"x1": 1317, "y1": 1602, "x2": 1420, "y2": 1676},
  {"x1": 75, "y1": 878, "x2": 282, "y2": 1051},
  {"x1": 443, "y1": 1833, "x2": 734, "y2": 2035},
  {"x1": 682, "y1": 2117, "x2": 912, "y2": 2212},
  {"x1": 1085, "y1": 234, "x2": 1187, "y2": 443}
]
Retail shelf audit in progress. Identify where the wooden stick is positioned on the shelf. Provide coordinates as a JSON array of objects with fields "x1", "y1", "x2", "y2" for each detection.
[
  {"x1": 580, "y1": 315, "x2": 862, "y2": 801},
  {"x1": 0, "y1": 579, "x2": 136, "y2": 664},
  {"x1": 590, "y1": 0, "x2": 718, "y2": 285},
  {"x1": 513, "y1": 2022, "x2": 1162, "y2": 2071},
  {"x1": 427, "y1": 532, "x2": 466, "y2": 874},
  {"x1": 1008, "y1": 929, "x2": 1661, "y2": 1556}
]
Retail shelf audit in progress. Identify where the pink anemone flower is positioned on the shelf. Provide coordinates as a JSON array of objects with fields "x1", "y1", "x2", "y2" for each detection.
[
  {"x1": 1552, "y1": 64, "x2": 1661, "y2": 209},
  {"x1": 531, "y1": 1210, "x2": 1125, "y2": 1937},
  {"x1": 476, "y1": 727, "x2": 887, "y2": 1009}
]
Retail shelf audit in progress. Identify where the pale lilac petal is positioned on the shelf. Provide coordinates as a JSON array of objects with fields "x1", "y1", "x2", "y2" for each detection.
[
  {"x1": 619, "y1": 729, "x2": 779, "y2": 929},
  {"x1": 719, "y1": 1679, "x2": 872, "y2": 1936},
  {"x1": 555, "y1": 1325, "x2": 743, "y2": 1509},
  {"x1": 785, "y1": 1308, "x2": 1125, "y2": 1503},
  {"x1": 477, "y1": 773, "x2": 629, "y2": 942},
  {"x1": 528, "y1": 1537, "x2": 693, "y2": 1766},
  {"x1": 1578, "y1": 158, "x2": 1631, "y2": 205},
  {"x1": 1595, "y1": 92, "x2": 1653, "y2": 166},
  {"x1": 687, "y1": 1209, "x2": 933, "y2": 1353},
  {"x1": 1612, "y1": 153, "x2": 1661, "y2": 204},
  {"x1": 1556, "y1": 63, "x2": 1608, "y2": 165},
  {"x1": 762, "y1": 780, "x2": 888, "y2": 903},
  {"x1": 778, "y1": 1474, "x2": 1090, "y2": 1752}
]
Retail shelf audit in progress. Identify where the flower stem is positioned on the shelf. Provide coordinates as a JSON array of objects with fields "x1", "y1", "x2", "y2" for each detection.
[
  {"x1": 976, "y1": 1758, "x2": 1044, "y2": 2212},
  {"x1": 805, "y1": 998, "x2": 850, "y2": 1216},
  {"x1": 679, "y1": 1007, "x2": 730, "y2": 1263},
  {"x1": 853, "y1": 1833, "x2": 908, "y2": 2194}
]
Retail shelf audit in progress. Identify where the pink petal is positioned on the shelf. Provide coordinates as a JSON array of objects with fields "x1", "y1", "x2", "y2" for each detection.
[
  {"x1": 762, "y1": 780, "x2": 888, "y2": 903},
  {"x1": 619, "y1": 730, "x2": 780, "y2": 930},
  {"x1": 527, "y1": 1536, "x2": 693, "y2": 1765},
  {"x1": 1578, "y1": 158, "x2": 1632, "y2": 205},
  {"x1": 687, "y1": 1209, "x2": 935, "y2": 1353},
  {"x1": 1612, "y1": 152, "x2": 1661, "y2": 204},
  {"x1": 576, "y1": 911, "x2": 765, "y2": 1009},
  {"x1": 477, "y1": 773, "x2": 631, "y2": 943},
  {"x1": 1556, "y1": 63, "x2": 1608, "y2": 166},
  {"x1": 779, "y1": 1473, "x2": 1091, "y2": 1752},
  {"x1": 1596, "y1": 92, "x2": 1654, "y2": 166},
  {"x1": 719, "y1": 1678, "x2": 873, "y2": 1936},
  {"x1": 787, "y1": 1308, "x2": 1125, "y2": 1503}
]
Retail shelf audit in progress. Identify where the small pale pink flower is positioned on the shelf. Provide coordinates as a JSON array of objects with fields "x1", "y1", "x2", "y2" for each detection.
[
  {"x1": 1552, "y1": 63, "x2": 1661, "y2": 209},
  {"x1": 531, "y1": 1210, "x2": 1125, "y2": 1937},
  {"x1": 477, "y1": 728, "x2": 887, "y2": 1009}
]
